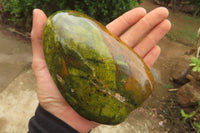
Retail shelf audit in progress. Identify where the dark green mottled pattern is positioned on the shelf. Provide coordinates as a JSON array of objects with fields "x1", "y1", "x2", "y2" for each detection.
[{"x1": 43, "y1": 10, "x2": 154, "y2": 125}]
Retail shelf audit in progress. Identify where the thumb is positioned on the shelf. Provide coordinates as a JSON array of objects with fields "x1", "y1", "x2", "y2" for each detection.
[
  {"x1": 31, "y1": 9, "x2": 48, "y2": 75},
  {"x1": 31, "y1": 9, "x2": 48, "y2": 60}
]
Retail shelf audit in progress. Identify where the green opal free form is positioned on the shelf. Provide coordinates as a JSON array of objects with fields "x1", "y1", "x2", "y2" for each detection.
[{"x1": 43, "y1": 10, "x2": 154, "y2": 125}]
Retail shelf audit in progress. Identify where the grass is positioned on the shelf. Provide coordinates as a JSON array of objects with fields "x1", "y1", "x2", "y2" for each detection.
[
  {"x1": 179, "y1": 27, "x2": 197, "y2": 41},
  {"x1": 167, "y1": 32, "x2": 177, "y2": 41},
  {"x1": 184, "y1": 16, "x2": 200, "y2": 22},
  {"x1": 165, "y1": 84, "x2": 174, "y2": 89},
  {"x1": 167, "y1": 11, "x2": 199, "y2": 46},
  {"x1": 167, "y1": 26, "x2": 197, "y2": 46}
]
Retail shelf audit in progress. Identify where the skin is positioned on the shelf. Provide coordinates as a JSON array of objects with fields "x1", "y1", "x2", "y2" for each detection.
[{"x1": 31, "y1": 7, "x2": 171, "y2": 133}]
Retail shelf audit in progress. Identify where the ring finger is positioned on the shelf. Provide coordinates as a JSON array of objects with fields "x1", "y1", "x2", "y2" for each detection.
[{"x1": 134, "y1": 19, "x2": 171, "y2": 58}]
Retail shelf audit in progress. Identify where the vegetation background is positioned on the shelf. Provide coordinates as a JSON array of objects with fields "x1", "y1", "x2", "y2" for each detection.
[{"x1": 1, "y1": 0, "x2": 141, "y2": 31}]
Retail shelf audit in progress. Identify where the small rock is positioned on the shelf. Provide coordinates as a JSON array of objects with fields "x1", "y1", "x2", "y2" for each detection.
[
  {"x1": 186, "y1": 74, "x2": 196, "y2": 84},
  {"x1": 190, "y1": 71, "x2": 200, "y2": 81},
  {"x1": 159, "y1": 121, "x2": 164, "y2": 126},
  {"x1": 170, "y1": 56, "x2": 191, "y2": 85},
  {"x1": 177, "y1": 82, "x2": 200, "y2": 107}
]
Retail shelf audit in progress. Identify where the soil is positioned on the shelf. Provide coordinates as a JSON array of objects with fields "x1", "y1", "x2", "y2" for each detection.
[
  {"x1": 0, "y1": 0, "x2": 200, "y2": 132},
  {"x1": 140, "y1": 0, "x2": 200, "y2": 133}
]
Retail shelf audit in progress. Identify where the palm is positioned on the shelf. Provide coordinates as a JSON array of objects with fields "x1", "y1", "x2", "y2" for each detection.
[{"x1": 31, "y1": 7, "x2": 170, "y2": 133}]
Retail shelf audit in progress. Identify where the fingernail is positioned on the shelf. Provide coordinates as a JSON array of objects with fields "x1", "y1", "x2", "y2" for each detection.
[{"x1": 32, "y1": 9, "x2": 37, "y2": 31}]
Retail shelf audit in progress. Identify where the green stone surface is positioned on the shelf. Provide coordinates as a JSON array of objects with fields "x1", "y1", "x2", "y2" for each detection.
[{"x1": 43, "y1": 10, "x2": 154, "y2": 125}]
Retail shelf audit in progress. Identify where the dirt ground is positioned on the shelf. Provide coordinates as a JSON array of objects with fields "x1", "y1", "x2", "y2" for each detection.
[{"x1": 140, "y1": 0, "x2": 200, "y2": 132}]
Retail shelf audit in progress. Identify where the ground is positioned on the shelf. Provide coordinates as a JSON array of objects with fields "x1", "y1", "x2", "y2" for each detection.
[{"x1": 0, "y1": 0, "x2": 200, "y2": 133}]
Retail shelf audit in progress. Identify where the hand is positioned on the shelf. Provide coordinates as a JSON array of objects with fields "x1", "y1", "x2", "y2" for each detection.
[
  {"x1": 31, "y1": 7, "x2": 171, "y2": 133},
  {"x1": 107, "y1": 7, "x2": 171, "y2": 67}
]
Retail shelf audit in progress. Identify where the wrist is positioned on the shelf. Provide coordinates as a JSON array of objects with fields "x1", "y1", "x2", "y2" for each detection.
[
  {"x1": 29, "y1": 104, "x2": 79, "y2": 133},
  {"x1": 40, "y1": 103, "x2": 99, "y2": 133}
]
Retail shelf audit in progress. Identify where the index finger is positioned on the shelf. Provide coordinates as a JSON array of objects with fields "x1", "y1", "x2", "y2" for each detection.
[{"x1": 106, "y1": 7, "x2": 146, "y2": 37}]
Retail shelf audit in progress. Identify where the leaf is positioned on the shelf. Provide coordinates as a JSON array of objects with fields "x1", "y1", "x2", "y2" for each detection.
[
  {"x1": 181, "y1": 109, "x2": 186, "y2": 117},
  {"x1": 188, "y1": 111, "x2": 196, "y2": 117},
  {"x1": 198, "y1": 67, "x2": 200, "y2": 72},
  {"x1": 191, "y1": 57, "x2": 198, "y2": 63},
  {"x1": 180, "y1": 109, "x2": 195, "y2": 121},
  {"x1": 193, "y1": 122, "x2": 200, "y2": 130},
  {"x1": 193, "y1": 66, "x2": 199, "y2": 71},
  {"x1": 190, "y1": 63, "x2": 197, "y2": 66}
]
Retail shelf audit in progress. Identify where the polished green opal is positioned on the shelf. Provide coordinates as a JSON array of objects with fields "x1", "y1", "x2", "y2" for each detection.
[{"x1": 43, "y1": 10, "x2": 154, "y2": 125}]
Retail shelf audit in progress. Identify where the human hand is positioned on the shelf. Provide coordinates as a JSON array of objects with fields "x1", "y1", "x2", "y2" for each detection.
[
  {"x1": 107, "y1": 7, "x2": 171, "y2": 67},
  {"x1": 31, "y1": 7, "x2": 170, "y2": 133}
]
